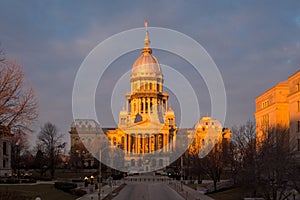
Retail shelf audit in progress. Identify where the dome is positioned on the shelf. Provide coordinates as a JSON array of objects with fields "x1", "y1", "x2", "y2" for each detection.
[
  {"x1": 131, "y1": 21, "x2": 162, "y2": 78},
  {"x1": 165, "y1": 107, "x2": 175, "y2": 117},
  {"x1": 119, "y1": 107, "x2": 128, "y2": 116},
  {"x1": 195, "y1": 117, "x2": 222, "y2": 131},
  {"x1": 131, "y1": 52, "x2": 161, "y2": 77}
]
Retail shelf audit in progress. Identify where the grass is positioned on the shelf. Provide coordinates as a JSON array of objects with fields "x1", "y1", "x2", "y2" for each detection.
[
  {"x1": 207, "y1": 187, "x2": 251, "y2": 200},
  {"x1": 186, "y1": 183, "x2": 211, "y2": 190},
  {"x1": 0, "y1": 184, "x2": 78, "y2": 200},
  {"x1": 31, "y1": 168, "x2": 97, "y2": 180}
]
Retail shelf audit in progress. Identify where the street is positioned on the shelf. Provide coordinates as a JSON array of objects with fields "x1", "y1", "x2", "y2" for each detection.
[{"x1": 113, "y1": 182, "x2": 184, "y2": 200}]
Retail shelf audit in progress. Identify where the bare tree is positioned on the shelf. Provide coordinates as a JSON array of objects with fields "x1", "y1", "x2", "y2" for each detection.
[
  {"x1": 11, "y1": 129, "x2": 30, "y2": 176},
  {"x1": 36, "y1": 122, "x2": 66, "y2": 179},
  {"x1": 256, "y1": 125, "x2": 294, "y2": 200},
  {"x1": 231, "y1": 122, "x2": 299, "y2": 199},
  {"x1": 230, "y1": 120, "x2": 257, "y2": 187},
  {"x1": 0, "y1": 58, "x2": 38, "y2": 132},
  {"x1": 0, "y1": 47, "x2": 37, "y2": 179},
  {"x1": 199, "y1": 141, "x2": 225, "y2": 191}
]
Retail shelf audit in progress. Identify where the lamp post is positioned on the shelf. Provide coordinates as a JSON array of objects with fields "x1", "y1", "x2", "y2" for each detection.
[
  {"x1": 98, "y1": 147, "x2": 103, "y2": 200},
  {"x1": 15, "y1": 139, "x2": 20, "y2": 181},
  {"x1": 180, "y1": 155, "x2": 183, "y2": 191}
]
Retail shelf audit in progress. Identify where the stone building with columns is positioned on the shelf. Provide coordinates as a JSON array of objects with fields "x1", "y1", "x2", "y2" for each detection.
[
  {"x1": 255, "y1": 69, "x2": 300, "y2": 161},
  {"x1": 70, "y1": 21, "x2": 230, "y2": 173}
]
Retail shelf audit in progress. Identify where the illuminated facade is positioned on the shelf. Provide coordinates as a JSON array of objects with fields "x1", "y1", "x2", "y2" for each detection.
[
  {"x1": 105, "y1": 22, "x2": 177, "y2": 173},
  {"x1": 255, "y1": 70, "x2": 300, "y2": 157},
  {"x1": 69, "y1": 119, "x2": 99, "y2": 168},
  {"x1": 70, "y1": 21, "x2": 230, "y2": 172},
  {"x1": 187, "y1": 117, "x2": 230, "y2": 158}
]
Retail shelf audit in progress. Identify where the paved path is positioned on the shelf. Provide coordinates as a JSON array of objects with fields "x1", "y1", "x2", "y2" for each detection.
[
  {"x1": 169, "y1": 181, "x2": 215, "y2": 200},
  {"x1": 77, "y1": 181, "x2": 122, "y2": 200},
  {"x1": 113, "y1": 182, "x2": 184, "y2": 200}
]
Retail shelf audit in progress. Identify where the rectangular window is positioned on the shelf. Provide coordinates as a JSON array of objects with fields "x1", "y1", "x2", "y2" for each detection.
[
  {"x1": 296, "y1": 83, "x2": 300, "y2": 92},
  {"x1": 262, "y1": 114, "x2": 269, "y2": 127},
  {"x1": 262, "y1": 100, "x2": 269, "y2": 109},
  {"x1": 3, "y1": 160, "x2": 6, "y2": 168},
  {"x1": 3, "y1": 142, "x2": 7, "y2": 156},
  {"x1": 297, "y1": 101, "x2": 300, "y2": 112},
  {"x1": 298, "y1": 139, "x2": 300, "y2": 151},
  {"x1": 298, "y1": 121, "x2": 300, "y2": 132}
]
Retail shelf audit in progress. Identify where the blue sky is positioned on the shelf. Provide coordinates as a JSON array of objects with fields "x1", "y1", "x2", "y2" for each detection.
[{"x1": 0, "y1": 1, "x2": 299, "y2": 149}]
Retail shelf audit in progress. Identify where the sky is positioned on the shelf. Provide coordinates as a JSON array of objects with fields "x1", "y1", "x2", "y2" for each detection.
[{"x1": 0, "y1": 1, "x2": 299, "y2": 150}]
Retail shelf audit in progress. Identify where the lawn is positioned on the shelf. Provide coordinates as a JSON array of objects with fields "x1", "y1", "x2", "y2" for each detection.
[
  {"x1": 0, "y1": 184, "x2": 78, "y2": 200},
  {"x1": 31, "y1": 168, "x2": 97, "y2": 180},
  {"x1": 208, "y1": 187, "x2": 251, "y2": 200}
]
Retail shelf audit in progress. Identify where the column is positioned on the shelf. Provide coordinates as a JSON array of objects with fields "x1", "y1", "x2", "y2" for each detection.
[
  {"x1": 135, "y1": 136, "x2": 138, "y2": 154},
  {"x1": 128, "y1": 134, "x2": 131, "y2": 154},
  {"x1": 125, "y1": 135, "x2": 127, "y2": 153},
  {"x1": 165, "y1": 134, "x2": 168, "y2": 152},
  {"x1": 149, "y1": 135, "x2": 152, "y2": 153},
  {"x1": 166, "y1": 99, "x2": 168, "y2": 110},
  {"x1": 142, "y1": 134, "x2": 145, "y2": 154},
  {"x1": 150, "y1": 134, "x2": 155, "y2": 153},
  {"x1": 143, "y1": 98, "x2": 146, "y2": 114},
  {"x1": 162, "y1": 134, "x2": 165, "y2": 152},
  {"x1": 138, "y1": 98, "x2": 141, "y2": 114},
  {"x1": 137, "y1": 134, "x2": 140, "y2": 154},
  {"x1": 148, "y1": 98, "x2": 150, "y2": 114},
  {"x1": 153, "y1": 98, "x2": 157, "y2": 113},
  {"x1": 155, "y1": 135, "x2": 158, "y2": 151}
]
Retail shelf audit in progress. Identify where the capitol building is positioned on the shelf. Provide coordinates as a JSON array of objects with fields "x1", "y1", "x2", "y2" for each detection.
[{"x1": 69, "y1": 22, "x2": 230, "y2": 173}]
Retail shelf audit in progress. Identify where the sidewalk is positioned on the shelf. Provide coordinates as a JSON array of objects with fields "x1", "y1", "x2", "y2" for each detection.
[
  {"x1": 76, "y1": 181, "x2": 123, "y2": 200},
  {"x1": 169, "y1": 181, "x2": 215, "y2": 200}
]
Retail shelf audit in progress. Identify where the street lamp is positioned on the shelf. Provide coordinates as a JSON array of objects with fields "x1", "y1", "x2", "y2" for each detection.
[
  {"x1": 15, "y1": 139, "x2": 20, "y2": 181},
  {"x1": 180, "y1": 155, "x2": 184, "y2": 191}
]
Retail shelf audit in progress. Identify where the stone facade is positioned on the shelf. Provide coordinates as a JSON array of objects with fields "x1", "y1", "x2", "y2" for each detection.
[
  {"x1": 255, "y1": 69, "x2": 300, "y2": 160},
  {"x1": 0, "y1": 126, "x2": 12, "y2": 177}
]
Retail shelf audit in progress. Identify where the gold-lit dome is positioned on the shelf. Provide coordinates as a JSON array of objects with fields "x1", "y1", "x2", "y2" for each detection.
[
  {"x1": 131, "y1": 20, "x2": 162, "y2": 78},
  {"x1": 165, "y1": 107, "x2": 175, "y2": 117},
  {"x1": 132, "y1": 53, "x2": 161, "y2": 77}
]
